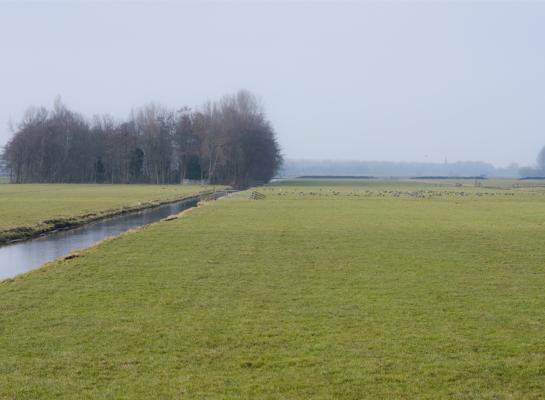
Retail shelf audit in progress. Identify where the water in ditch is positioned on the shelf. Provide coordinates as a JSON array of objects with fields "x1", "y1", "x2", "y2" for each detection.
[{"x1": 0, "y1": 198, "x2": 199, "y2": 280}]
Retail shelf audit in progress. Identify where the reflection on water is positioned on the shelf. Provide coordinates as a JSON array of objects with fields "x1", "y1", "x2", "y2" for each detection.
[{"x1": 0, "y1": 198, "x2": 198, "y2": 280}]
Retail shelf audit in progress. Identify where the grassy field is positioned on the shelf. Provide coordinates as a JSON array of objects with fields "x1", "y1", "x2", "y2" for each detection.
[
  {"x1": 2, "y1": 179, "x2": 545, "y2": 398},
  {"x1": 0, "y1": 184, "x2": 215, "y2": 243}
]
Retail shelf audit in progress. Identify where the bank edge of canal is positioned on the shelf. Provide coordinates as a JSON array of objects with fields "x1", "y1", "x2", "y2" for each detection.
[
  {"x1": 0, "y1": 189, "x2": 238, "y2": 282},
  {"x1": 0, "y1": 190, "x2": 222, "y2": 246}
]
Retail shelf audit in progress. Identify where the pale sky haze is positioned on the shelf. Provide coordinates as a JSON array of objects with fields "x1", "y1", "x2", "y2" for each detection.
[{"x1": 1, "y1": 1, "x2": 544, "y2": 167}]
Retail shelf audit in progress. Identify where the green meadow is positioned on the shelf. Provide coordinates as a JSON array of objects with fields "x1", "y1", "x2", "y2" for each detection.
[
  {"x1": 0, "y1": 184, "x2": 215, "y2": 243},
  {"x1": 2, "y1": 179, "x2": 545, "y2": 398}
]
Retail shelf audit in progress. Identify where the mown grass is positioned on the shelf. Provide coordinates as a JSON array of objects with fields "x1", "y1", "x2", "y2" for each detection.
[
  {"x1": 0, "y1": 184, "x2": 215, "y2": 243},
  {"x1": 1, "y1": 180, "x2": 545, "y2": 398}
]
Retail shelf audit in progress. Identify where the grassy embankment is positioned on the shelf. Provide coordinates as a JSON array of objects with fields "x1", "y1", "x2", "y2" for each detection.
[
  {"x1": 2, "y1": 179, "x2": 545, "y2": 398},
  {"x1": 0, "y1": 184, "x2": 215, "y2": 244}
]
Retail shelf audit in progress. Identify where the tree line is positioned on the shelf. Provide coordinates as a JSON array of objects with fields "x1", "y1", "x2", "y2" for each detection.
[
  {"x1": 519, "y1": 146, "x2": 545, "y2": 178},
  {"x1": 2, "y1": 90, "x2": 282, "y2": 187}
]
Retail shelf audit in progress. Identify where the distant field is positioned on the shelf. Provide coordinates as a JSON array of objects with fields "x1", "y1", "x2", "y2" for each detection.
[
  {"x1": 0, "y1": 184, "x2": 215, "y2": 243},
  {"x1": 1, "y1": 179, "x2": 545, "y2": 398}
]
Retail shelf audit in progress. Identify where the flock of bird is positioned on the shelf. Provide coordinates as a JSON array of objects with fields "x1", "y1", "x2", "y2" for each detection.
[{"x1": 266, "y1": 189, "x2": 526, "y2": 200}]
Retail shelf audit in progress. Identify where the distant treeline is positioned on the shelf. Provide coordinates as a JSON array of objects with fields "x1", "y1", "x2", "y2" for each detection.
[
  {"x1": 410, "y1": 176, "x2": 487, "y2": 180},
  {"x1": 297, "y1": 175, "x2": 489, "y2": 180},
  {"x1": 281, "y1": 159, "x2": 520, "y2": 178},
  {"x1": 2, "y1": 91, "x2": 282, "y2": 187},
  {"x1": 298, "y1": 175, "x2": 376, "y2": 179}
]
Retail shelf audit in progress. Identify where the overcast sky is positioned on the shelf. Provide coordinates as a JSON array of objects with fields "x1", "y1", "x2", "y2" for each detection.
[{"x1": 1, "y1": 1, "x2": 544, "y2": 167}]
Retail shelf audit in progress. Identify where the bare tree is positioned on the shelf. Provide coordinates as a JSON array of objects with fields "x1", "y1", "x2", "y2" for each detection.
[
  {"x1": 3, "y1": 91, "x2": 282, "y2": 186},
  {"x1": 537, "y1": 146, "x2": 545, "y2": 174}
]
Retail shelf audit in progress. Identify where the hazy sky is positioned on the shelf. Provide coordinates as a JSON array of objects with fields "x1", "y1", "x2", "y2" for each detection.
[{"x1": 1, "y1": 1, "x2": 544, "y2": 167}]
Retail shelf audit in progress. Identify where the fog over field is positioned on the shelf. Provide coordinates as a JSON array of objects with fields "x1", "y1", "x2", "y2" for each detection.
[{"x1": 1, "y1": 1, "x2": 545, "y2": 168}]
